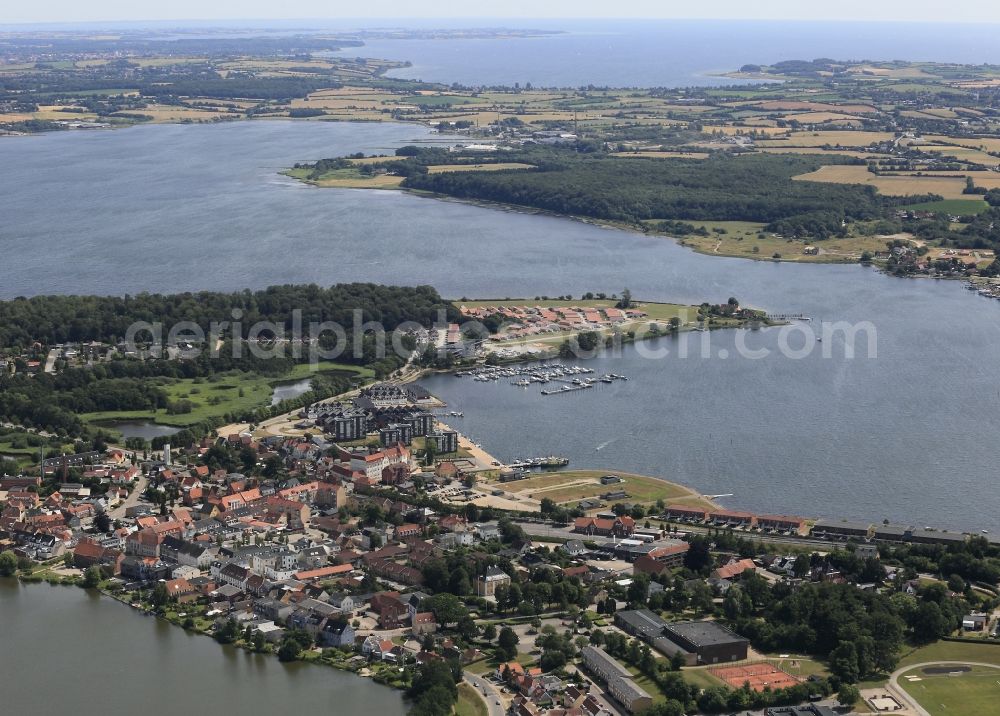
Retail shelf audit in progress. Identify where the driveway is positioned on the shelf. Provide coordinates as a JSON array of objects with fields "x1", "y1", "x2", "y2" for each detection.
[
  {"x1": 108, "y1": 472, "x2": 149, "y2": 520},
  {"x1": 464, "y1": 671, "x2": 505, "y2": 716}
]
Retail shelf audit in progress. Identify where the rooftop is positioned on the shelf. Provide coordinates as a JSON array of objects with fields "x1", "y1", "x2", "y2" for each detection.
[{"x1": 664, "y1": 620, "x2": 749, "y2": 648}]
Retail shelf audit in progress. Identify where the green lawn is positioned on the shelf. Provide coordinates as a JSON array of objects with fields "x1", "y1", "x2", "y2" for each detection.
[
  {"x1": 455, "y1": 683, "x2": 489, "y2": 716},
  {"x1": 625, "y1": 664, "x2": 671, "y2": 703},
  {"x1": 503, "y1": 469, "x2": 716, "y2": 510},
  {"x1": 679, "y1": 667, "x2": 726, "y2": 691},
  {"x1": 898, "y1": 665, "x2": 1000, "y2": 716},
  {"x1": 897, "y1": 640, "x2": 1000, "y2": 669},
  {"x1": 902, "y1": 199, "x2": 990, "y2": 215},
  {"x1": 82, "y1": 362, "x2": 370, "y2": 429}
]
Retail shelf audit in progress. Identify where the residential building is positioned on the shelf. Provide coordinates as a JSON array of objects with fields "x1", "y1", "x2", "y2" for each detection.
[
  {"x1": 580, "y1": 647, "x2": 653, "y2": 714},
  {"x1": 475, "y1": 565, "x2": 511, "y2": 597}
]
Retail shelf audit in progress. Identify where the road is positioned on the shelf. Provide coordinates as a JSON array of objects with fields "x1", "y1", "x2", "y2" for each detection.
[
  {"x1": 109, "y1": 471, "x2": 149, "y2": 520},
  {"x1": 464, "y1": 671, "x2": 504, "y2": 716},
  {"x1": 886, "y1": 660, "x2": 1000, "y2": 716},
  {"x1": 514, "y1": 519, "x2": 837, "y2": 553}
]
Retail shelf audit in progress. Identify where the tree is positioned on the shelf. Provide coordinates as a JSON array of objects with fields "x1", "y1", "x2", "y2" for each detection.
[
  {"x1": 482, "y1": 623, "x2": 497, "y2": 641},
  {"x1": 215, "y1": 618, "x2": 241, "y2": 644},
  {"x1": 0, "y1": 550, "x2": 18, "y2": 577},
  {"x1": 683, "y1": 536, "x2": 713, "y2": 572},
  {"x1": 617, "y1": 288, "x2": 633, "y2": 309},
  {"x1": 425, "y1": 593, "x2": 468, "y2": 625},
  {"x1": 627, "y1": 573, "x2": 650, "y2": 606},
  {"x1": 150, "y1": 582, "x2": 170, "y2": 609},
  {"x1": 277, "y1": 639, "x2": 302, "y2": 662},
  {"x1": 792, "y1": 554, "x2": 811, "y2": 579},
  {"x1": 837, "y1": 683, "x2": 861, "y2": 707},
  {"x1": 252, "y1": 631, "x2": 267, "y2": 652},
  {"x1": 408, "y1": 659, "x2": 459, "y2": 702},
  {"x1": 497, "y1": 626, "x2": 519, "y2": 660},
  {"x1": 411, "y1": 685, "x2": 455, "y2": 716},
  {"x1": 829, "y1": 641, "x2": 860, "y2": 683},
  {"x1": 82, "y1": 565, "x2": 102, "y2": 588},
  {"x1": 912, "y1": 600, "x2": 950, "y2": 643}
]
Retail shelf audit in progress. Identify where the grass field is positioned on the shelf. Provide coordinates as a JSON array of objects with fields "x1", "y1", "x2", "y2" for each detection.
[
  {"x1": 898, "y1": 665, "x2": 1000, "y2": 716},
  {"x1": 81, "y1": 362, "x2": 369, "y2": 429},
  {"x1": 668, "y1": 222, "x2": 889, "y2": 263},
  {"x1": 284, "y1": 166, "x2": 404, "y2": 189},
  {"x1": 455, "y1": 683, "x2": 488, "y2": 716},
  {"x1": 902, "y1": 199, "x2": 990, "y2": 215},
  {"x1": 500, "y1": 469, "x2": 718, "y2": 511},
  {"x1": 680, "y1": 667, "x2": 727, "y2": 691},
  {"x1": 897, "y1": 641, "x2": 1000, "y2": 669}
]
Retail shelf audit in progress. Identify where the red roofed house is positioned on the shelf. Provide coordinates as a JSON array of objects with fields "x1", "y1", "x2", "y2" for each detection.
[
  {"x1": 756, "y1": 514, "x2": 806, "y2": 534},
  {"x1": 293, "y1": 563, "x2": 353, "y2": 582},
  {"x1": 264, "y1": 495, "x2": 310, "y2": 530},
  {"x1": 573, "y1": 515, "x2": 635, "y2": 538},
  {"x1": 712, "y1": 558, "x2": 757, "y2": 581},
  {"x1": 394, "y1": 523, "x2": 421, "y2": 540},
  {"x1": 370, "y1": 591, "x2": 409, "y2": 629},
  {"x1": 72, "y1": 539, "x2": 123, "y2": 573},
  {"x1": 411, "y1": 612, "x2": 437, "y2": 636},
  {"x1": 708, "y1": 510, "x2": 757, "y2": 528}
]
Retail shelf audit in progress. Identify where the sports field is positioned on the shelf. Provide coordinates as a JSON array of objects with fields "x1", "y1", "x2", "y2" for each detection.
[
  {"x1": 897, "y1": 664, "x2": 1000, "y2": 716},
  {"x1": 710, "y1": 663, "x2": 801, "y2": 692}
]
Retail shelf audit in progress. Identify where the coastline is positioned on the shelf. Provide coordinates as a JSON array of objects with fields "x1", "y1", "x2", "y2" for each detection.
[{"x1": 289, "y1": 174, "x2": 896, "y2": 269}]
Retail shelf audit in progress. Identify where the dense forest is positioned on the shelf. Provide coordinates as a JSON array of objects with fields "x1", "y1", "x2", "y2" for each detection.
[
  {"x1": 0, "y1": 283, "x2": 459, "y2": 350},
  {"x1": 0, "y1": 284, "x2": 458, "y2": 439},
  {"x1": 389, "y1": 147, "x2": 921, "y2": 231}
]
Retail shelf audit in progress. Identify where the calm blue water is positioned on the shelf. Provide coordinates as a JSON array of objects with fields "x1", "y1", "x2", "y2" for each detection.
[
  {"x1": 336, "y1": 20, "x2": 1000, "y2": 87},
  {"x1": 3, "y1": 121, "x2": 1000, "y2": 532}
]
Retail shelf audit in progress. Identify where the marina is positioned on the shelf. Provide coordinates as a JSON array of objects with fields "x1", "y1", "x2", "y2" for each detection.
[
  {"x1": 507, "y1": 456, "x2": 571, "y2": 469},
  {"x1": 454, "y1": 363, "x2": 629, "y2": 393}
]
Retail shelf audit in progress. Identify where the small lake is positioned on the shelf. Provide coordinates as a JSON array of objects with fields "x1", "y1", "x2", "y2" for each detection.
[
  {"x1": 98, "y1": 421, "x2": 183, "y2": 441},
  {"x1": 271, "y1": 378, "x2": 313, "y2": 406},
  {"x1": 0, "y1": 580, "x2": 407, "y2": 716}
]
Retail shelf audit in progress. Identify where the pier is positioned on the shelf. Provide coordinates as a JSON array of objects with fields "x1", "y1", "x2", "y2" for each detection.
[{"x1": 541, "y1": 384, "x2": 593, "y2": 395}]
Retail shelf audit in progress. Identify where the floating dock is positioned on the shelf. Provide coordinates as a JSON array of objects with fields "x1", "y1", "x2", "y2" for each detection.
[{"x1": 541, "y1": 384, "x2": 593, "y2": 396}]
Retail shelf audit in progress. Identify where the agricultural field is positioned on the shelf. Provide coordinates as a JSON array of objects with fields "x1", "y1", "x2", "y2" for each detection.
[
  {"x1": 755, "y1": 131, "x2": 895, "y2": 148},
  {"x1": 426, "y1": 163, "x2": 535, "y2": 174},
  {"x1": 611, "y1": 151, "x2": 710, "y2": 159},
  {"x1": 793, "y1": 164, "x2": 974, "y2": 199},
  {"x1": 902, "y1": 199, "x2": 991, "y2": 215}
]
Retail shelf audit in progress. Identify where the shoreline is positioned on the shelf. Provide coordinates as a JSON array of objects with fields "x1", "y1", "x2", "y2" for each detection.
[
  {"x1": 289, "y1": 173, "x2": 928, "y2": 273},
  {"x1": 3, "y1": 575, "x2": 410, "y2": 695}
]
